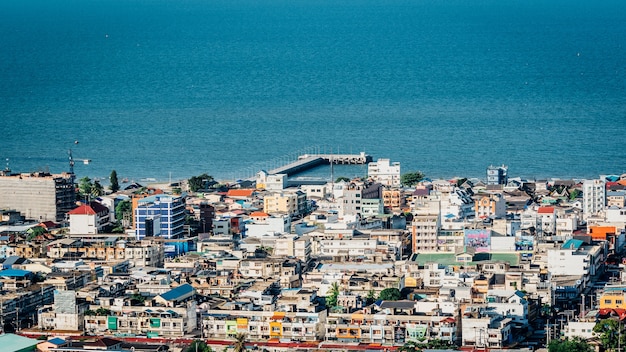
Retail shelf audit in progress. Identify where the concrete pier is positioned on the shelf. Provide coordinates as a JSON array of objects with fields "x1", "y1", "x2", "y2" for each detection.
[
  {"x1": 300, "y1": 152, "x2": 372, "y2": 165},
  {"x1": 244, "y1": 152, "x2": 372, "y2": 181}
]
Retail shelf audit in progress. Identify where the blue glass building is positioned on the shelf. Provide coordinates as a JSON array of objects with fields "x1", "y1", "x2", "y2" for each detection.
[{"x1": 134, "y1": 194, "x2": 185, "y2": 240}]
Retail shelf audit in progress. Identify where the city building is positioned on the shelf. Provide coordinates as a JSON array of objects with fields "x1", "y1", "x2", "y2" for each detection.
[
  {"x1": 0, "y1": 171, "x2": 75, "y2": 222},
  {"x1": 368, "y1": 159, "x2": 401, "y2": 187},
  {"x1": 582, "y1": 179, "x2": 606, "y2": 219},
  {"x1": 256, "y1": 171, "x2": 287, "y2": 191},
  {"x1": 341, "y1": 180, "x2": 382, "y2": 217},
  {"x1": 134, "y1": 194, "x2": 185, "y2": 239},
  {"x1": 263, "y1": 191, "x2": 307, "y2": 217},
  {"x1": 486, "y1": 165, "x2": 508, "y2": 186},
  {"x1": 67, "y1": 202, "x2": 111, "y2": 235}
]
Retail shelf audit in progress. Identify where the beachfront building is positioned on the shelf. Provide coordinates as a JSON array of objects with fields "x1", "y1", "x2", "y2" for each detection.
[
  {"x1": 486, "y1": 165, "x2": 508, "y2": 186},
  {"x1": 0, "y1": 171, "x2": 76, "y2": 222},
  {"x1": 368, "y1": 158, "x2": 401, "y2": 187},
  {"x1": 256, "y1": 171, "x2": 288, "y2": 191},
  {"x1": 134, "y1": 194, "x2": 185, "y2": 239},
  {"x1": 583, "y1": 178, "x2": 606, "y2": 219}
]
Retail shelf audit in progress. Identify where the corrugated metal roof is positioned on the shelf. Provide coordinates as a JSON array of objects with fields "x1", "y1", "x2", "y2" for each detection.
[{"x1": 0, "y1": 333, "x2": 39, "y2": 351}]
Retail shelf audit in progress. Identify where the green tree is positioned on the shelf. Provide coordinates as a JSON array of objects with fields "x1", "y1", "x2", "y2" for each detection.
[
  {"x1": 335, "y1": 176, "x2": 350, "y2": 183},
  {"x1": 27, "y1": 226, "x2": 47, "y2": 238},
  {"x1": 91, "y1": 180, "x2": 104, "y2": 197},
  {"x1": 378, "y1": 288, "x2": 401, "y2": 301},
  {"x1": 184, "y1": 340, "x2": 213, "y2": 352},
  {"x1": 401, "y1": 171, "x2": 425, "y2": 187},
  {"x1": 115, "y1": 199, "x2": 132, "y2": 224},
  {"x1": 189, "y1": 173, "x2": 214, "y2": 192},
  {"x1": 593, "y1": 318, "x2": 625, "y2": 351},
  {"x1": 130, "y1": 293, "x2": 146, "y2": 305},
  {"x1": 233, "y1": 333, "x2": 247, "y2": 352},
  {"x1": 427, "y1": 339, "x2": 457, "y2": 349},
  {"x1": 366, "y1": 289, "x2": 377, "y2": 305},
  {"x1": 398, "y1": 341, "x2": 422, "y2": 352},
  {"x1": 326, "y1": 282, "x2": 340, "y2": 309},
  {"x1": 455, "y1": 178, "x2": 468, "y2": 188},
  {"x1": 569, "y1": 189, "x2": 581, "y2": 200},
  {"x1": 78, "y1": 176, "x2": 93, "y2": 199},
  {"x1": 95, "y1": 307, "x2": 111, "y2": 316},
  {"x1": 109, "y1": 170, "x2": 120, "y2": 192},
  {"x1": 548, "y1": 336, "x2": 593, "y2": 352}
]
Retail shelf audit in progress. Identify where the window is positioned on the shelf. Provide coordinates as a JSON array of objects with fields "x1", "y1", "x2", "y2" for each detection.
[
  {"x1": 605, "y1": 299, "x2": 612, "y2": 304},
  {"x1": 617, "y1": 300, "x2": 623, "y2": 305}
]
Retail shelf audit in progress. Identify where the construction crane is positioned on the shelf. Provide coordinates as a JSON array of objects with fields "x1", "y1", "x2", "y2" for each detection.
[{"x1": 68, "y1": 149, "x2": 91, "y2": 174}]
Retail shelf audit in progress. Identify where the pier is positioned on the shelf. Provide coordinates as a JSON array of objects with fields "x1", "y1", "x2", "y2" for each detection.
[{"x1": 242, "y1": 152, "x2": 372, "y2": 181}]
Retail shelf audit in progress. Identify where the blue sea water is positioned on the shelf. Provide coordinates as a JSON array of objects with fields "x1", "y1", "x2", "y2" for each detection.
[{"x1": 1, "y1": 0, "x2": 625, "y2": 183}]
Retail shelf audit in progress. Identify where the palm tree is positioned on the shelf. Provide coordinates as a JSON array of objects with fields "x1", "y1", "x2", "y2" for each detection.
[
  {"x1": 233, "y1": 332, "x2": 247, "y2": 352},
  {"x1": 184, "y1": 340, "x2": 213, "y2": 352},
  {"x1": 91, "y1": 180, "x2": 104, "y2": 197}
]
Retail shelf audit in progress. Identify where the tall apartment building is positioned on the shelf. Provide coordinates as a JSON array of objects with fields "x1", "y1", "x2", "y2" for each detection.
[
  {"x1": 368, "y1": 158, "x2": 401, "y2": 187},
  {"x1": 486, "y1": 165, "x2": 508, "y2": 185},
  {"x1": 411, "y1": 214, "x2": 441, "y2": 253},
  {"x1": 0, "y1": 171, "x2": 75, "y2": 222},
  {"x1": 342, "y1": 180, "x2": 382, "y2": 216},
  {"x1": 582, "y1": 179, "x2": 606, "y2": 219},
  {"x1": 134, "y1": 194, "x2": 185, "y2": 239}
]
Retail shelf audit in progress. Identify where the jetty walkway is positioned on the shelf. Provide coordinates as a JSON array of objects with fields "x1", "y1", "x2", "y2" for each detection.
[{"x1": 243, "y1": 152, "x2": 372, "y2": 181}]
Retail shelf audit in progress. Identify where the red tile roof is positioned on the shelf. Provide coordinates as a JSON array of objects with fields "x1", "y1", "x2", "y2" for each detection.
[
  {"x1": 227, "y1": 189, "x2": 255, "y2": 197},
  {"x1": 68, "y1": 204, "x2": 96, "y2": 215},
  {"x1": 250, "y1": 211, "x2": 270, "y2": 217},
  {"x1": 537, "y1": 206, "x2": 555, "y2": 214}
]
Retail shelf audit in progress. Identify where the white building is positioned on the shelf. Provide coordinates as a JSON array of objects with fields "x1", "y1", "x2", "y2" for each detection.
[
  {"x1": 256, "y1": 171, "x2": 287, "y2": 191},
  {"x1": 368, "y1": 158, "x2": 401, "y2": 187},
  {"x1": 583, "y1": 179, "x2": 606, "y2": 219},
  {"x1": 486, "y1": 290, "x2": 529, "y2": 328},
  {"x1": 245, "y1": 215, "x2": 291, "y2": 238},
  {"x1": 562, "y1": 321, "x2": 596, "y2": 340},
  {"x1": 300, "y1": 184, "x2": 327, "y2": 199},
  {"x1": 316, "y1": 237, "x2": 378, "y2": 257},
  {"x1": 537, "y1": 206, "x2": 557, "y2": 237},
  {"x1": 68, "y1": 202, "x2": 111, "y2": 235}
]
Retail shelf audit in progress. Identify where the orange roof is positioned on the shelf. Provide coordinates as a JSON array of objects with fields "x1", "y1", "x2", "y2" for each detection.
[
  {"x1": 67, "y1": 204, "x2": 96, "y2": 215},
  {"x1": 250, "y1": 211, "x2": 270, "y2": 217},
  {"x1": 227, "y1": 189, "x2": 255, "y2": 197},
  {"x1": 537, "y1": 206, "x2": 555, "y2": 214}
]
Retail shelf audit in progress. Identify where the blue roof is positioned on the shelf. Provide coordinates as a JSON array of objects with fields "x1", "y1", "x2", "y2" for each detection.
[
  {"x1": 561, "y1": 239, "x2": 584, "y2": 250},
  {"x1": 159, "y1": 283, "x2": 195, "y2": 302},
  {"x1": 0, "y1": 268, "x2": 32, "y2": 278},
  {"x1": 2, "y1": 255, "x2": 22, "y2": 267},
  {"x1": 47, "y1": 337, "x2": 66, "y2": 346}
]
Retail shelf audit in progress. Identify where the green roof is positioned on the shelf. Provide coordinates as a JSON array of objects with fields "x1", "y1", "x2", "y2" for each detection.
[
  {"x1": 413, "y1": 252, "x2": 520, "y2": 266},
  {"x1": 0, "y1": 333, "x2": 39, "y2": 352}
]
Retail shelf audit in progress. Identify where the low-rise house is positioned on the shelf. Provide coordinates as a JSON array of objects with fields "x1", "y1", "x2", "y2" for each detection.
[
  {"x1": 461, "y1": 306, "x2": 513, "y2": 348},
  {"x1": 202, "y1": 307, "x2": 327, "y2": 342},
  {"x1": 38, "y1": 290, "x2": 88, "y2": 332}
]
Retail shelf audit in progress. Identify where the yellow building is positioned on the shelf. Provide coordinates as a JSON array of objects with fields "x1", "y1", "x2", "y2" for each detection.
[
  {"x1": 599, "y1": 287, "x2": 626, "y2": 309},
  {"x1": 263, "y1": 191, "x2": 306, "y2": 216}
]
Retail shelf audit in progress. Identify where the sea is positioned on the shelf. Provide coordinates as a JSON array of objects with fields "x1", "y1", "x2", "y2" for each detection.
[{"x1": 1, "y1": 0, "x2": 625, "y2": 185}]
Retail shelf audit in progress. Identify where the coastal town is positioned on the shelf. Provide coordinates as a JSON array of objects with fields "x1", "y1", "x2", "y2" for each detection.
[{"x1": 1, "y1": 154, "x2": 625, "y2": 352}]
